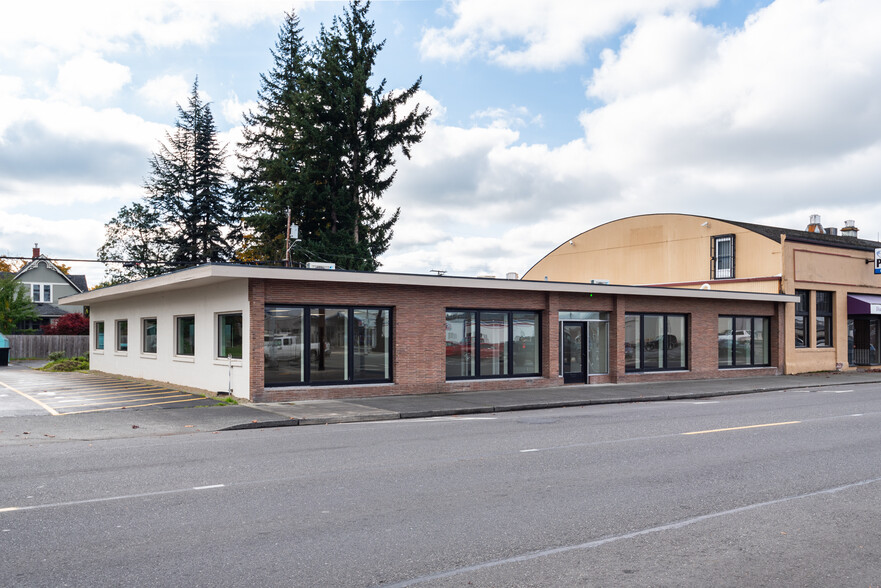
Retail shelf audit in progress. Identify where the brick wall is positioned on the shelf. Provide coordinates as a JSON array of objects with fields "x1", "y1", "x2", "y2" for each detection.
[{"x1": 247, "y1": 278, "x2": 783, "y2": 401}]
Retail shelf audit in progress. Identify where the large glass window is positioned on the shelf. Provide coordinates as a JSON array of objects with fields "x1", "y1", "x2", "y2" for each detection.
[
  {"x1": 265, "y1": 306, "x2": 392, "y2": 387},
  {"x1": 588, "y1": 320, "x2": 609, "y2": 374},
  {"x1": 712, "y1": 235, "x2": 735, "y2": 279},
  {"x1": 176, "y1": 316, "x2": 195, "y2": 356},
  {"x1": 446, "y1": 310, "x2": 540, "y2": 380},
  {"x1": 625, "y1": 314, "x2": 688, "y2": 372},
  {"x1": 115, "y1": 320, "x2": 128, "y2": 352},
  {"x1": 217, "y1": 314, "x2": 243, "y2": 359},
  {"x1": 718, "y1": 316, "x2": 770, "y2": 368},
  {"x1": 264, "y1": 307, "x2": 305, "y2": 385},
  {"x1": 142, "y1": 318, "x2": 157, "y2": 354},
  {"x1": 310, "y1": 308, "x2": 348, "y2": 383},
  {"x1": 795, "y1": 289, "x2": 809, "y2": 348},
  {"x1": 816, "y1": 291, "x2": 833, "y2": 347},
  {"x1": 354, "y1": 309, "x2": 391, "y2": 381},
  {"x1": 513, "y1": 312, "x2": 540, "y2": 375},
  {"x1": 94, "y1": 321, "x2": 104, "y2": 350}
]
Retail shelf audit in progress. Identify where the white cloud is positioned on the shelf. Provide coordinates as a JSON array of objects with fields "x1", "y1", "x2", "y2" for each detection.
[
  {"x1": 420, "y1": 0, "x2": 717, "y2": 69},
  {"x1": 221, "y1": 93, "x2": 258, "y2": 126},
  {"x1": 138, "y1": 74, "x2": 192, "y2": 109},
  {"x1": 0, "y1": 1, "x2": 315, "y2": 62},
  {"x1": 56, "y1": 52, "x2": 131, "y2": 101}
]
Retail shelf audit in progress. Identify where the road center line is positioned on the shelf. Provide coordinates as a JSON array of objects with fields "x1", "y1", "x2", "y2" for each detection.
[
  {"x1": 0, "y1": 484, "x2": 225, "y2": 514},
  {"x1": 384, "y1": 475, "x2": 881, "y2": 587},
  {"x1": 682, "y1": 421, "x2": 801, "y2": 435}
]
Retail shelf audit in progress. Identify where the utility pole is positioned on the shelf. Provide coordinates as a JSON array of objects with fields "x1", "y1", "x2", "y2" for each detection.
[{"x1": 285, "y1": 208, "x2": 292, "y2": 268}]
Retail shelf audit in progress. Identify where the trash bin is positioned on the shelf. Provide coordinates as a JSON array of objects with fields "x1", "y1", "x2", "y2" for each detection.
[{"x1": 0, "y1": 333, "x2": 9, "y2": 367}]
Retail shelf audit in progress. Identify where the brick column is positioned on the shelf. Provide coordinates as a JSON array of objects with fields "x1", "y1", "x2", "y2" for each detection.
[{"x1": 248, "y1": 279, "x2": 266, "y2": 400}]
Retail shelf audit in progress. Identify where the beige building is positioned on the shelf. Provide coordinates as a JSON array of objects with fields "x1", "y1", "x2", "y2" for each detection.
[{"x1": 524, "y1": 213, "x2": 881, "y2": 374}]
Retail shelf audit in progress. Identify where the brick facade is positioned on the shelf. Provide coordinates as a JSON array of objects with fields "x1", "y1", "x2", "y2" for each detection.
[{"x1": 249, "y1": 278, "x2": 783, "y2": 402}]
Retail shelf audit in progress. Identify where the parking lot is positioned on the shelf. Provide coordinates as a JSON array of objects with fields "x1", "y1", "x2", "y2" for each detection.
[{"x1": 0, "y1": 365, "x2": 219, "y2": 417}]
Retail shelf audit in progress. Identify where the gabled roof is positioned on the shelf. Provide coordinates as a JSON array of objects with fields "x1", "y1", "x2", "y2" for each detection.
[
  {"x1": 34, "y1": 303, "x2": 69, "y2": 318},
  {"x1": 12, "y1": 255, "x2": 88, "y2": 293},
  {"x1": 719, "y1": 218, "x2": 881, "y2": 252}
]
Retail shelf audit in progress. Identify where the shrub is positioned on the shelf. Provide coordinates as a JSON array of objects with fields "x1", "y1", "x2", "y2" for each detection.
[
  {"x1": 48, "y1": 351, "x2": 66, "y2": 361},
  {"x1": 42, "y1": 313, "x2": 90, "y2": 335}
]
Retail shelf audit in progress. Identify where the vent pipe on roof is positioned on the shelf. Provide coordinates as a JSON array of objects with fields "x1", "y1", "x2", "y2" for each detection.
[
  {"x1": 841, "y1": 219, "x2": 859, "y2": 238},
  {"x1": 825, "y1": 227, "x2": 838, "y2": 236},
  {"x1": 806, "y1": 215, "x2": 823, "y2": 233}
]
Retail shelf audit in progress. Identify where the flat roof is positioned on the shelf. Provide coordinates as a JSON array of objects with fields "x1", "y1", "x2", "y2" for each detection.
[{"x1": 61, "y1": 263, "x2": 800, "y2": 305}]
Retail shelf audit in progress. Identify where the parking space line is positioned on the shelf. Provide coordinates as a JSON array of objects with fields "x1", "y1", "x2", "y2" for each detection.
[
  {"x1": 54, "y1": 393, "x2": 195, "y2": 409},
  {"x1": 0, "y1": 380, "x2": 60, "y2": 416},
  {"x1": 58, "y1": 397, "x2": 212, "y2": 415}
]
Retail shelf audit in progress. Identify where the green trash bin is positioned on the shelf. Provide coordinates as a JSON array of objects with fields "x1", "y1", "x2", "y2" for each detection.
[{"x1": 0, "y1": 333, "x2": 9, "y2": 367}]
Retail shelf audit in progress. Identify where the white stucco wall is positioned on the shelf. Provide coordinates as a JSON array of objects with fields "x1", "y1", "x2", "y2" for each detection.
[{"x1": 88, "y1": 279, "x2": 250, "y2": 398}]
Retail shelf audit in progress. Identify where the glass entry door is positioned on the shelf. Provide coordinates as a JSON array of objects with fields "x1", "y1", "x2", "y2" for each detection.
[
  {"x1": 850, "y1": 317, "x2": 880, "y2": 366},
  {"x1": 562, "y1": 322, "x2": 587, "y2": 383}
]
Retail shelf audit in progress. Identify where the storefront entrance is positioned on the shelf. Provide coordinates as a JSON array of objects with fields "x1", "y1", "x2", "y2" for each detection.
[
  {"x1": 562, "y1": 322, "x2": 587, "y2": 383},
  {"x1": 849, "y1": 317, "x2": 880, "y2": 366}
]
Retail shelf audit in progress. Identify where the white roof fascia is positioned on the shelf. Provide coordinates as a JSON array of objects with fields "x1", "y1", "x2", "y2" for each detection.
[{"x1": 60, "y1": 264, "x2": 800, "y2": 306}]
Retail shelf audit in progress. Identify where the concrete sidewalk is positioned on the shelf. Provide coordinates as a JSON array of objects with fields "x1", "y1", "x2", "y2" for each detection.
[
  {"x1": 241, "y1": 370, "x2": 881, "y2": 428},
  {"x1": 3, "y1": 370, "x2": 880, "y2": 443}
]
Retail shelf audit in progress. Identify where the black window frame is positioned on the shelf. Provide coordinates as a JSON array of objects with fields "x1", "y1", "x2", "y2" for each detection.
[
  {"x1": 816, "y1": 291, "x2": 833, "y2": 348},
  {"x1": 718, "y1": 315, "x2": 771, "y2": 368},
  {"x1": 711, "y1": 234, "x2": 735, "y2": 279},
  {"x1": 217, "y1": 313, "x2": 243, "y2": 360},
  {"x1": 264, "y1": 305, "x2": 393, "y2": 387},
  {"x1": 445, "y1": 309, "x2": 542, "y2": 381},
  {"x1": 794, "y1": 289, "x2": 809, "y2": 348},
  {"x1": 624, "y1": 313, "x2": 688, "y2": 373}
]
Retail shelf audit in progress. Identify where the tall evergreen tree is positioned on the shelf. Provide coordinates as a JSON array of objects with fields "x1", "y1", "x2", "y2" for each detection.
[
  {"x1": 237, "y1": 1, "x2": 430, "y2": 270},
  {"x1": 98, "y1": 79, "x2": 234, "y2": 283},
  {"x1": 148, "y1": 79, "x2": 231, "y2": 265},
  {"x1": 235, "y1": 10, "x2": 310, "y2": 263}
]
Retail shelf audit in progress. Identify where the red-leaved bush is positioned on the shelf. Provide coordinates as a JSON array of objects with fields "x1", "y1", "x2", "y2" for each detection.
[{"x1": 42, "y1": 313, "x2": 90, "y2": 335}]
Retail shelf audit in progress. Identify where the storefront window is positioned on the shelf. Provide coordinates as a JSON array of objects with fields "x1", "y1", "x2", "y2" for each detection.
[
  {"x1": 625, "y1": 313, "x2": 688, "y2": 372},
  {"x1": 816, "y1": 291, "x2": 833, "y2": 347},
  {"x1": 446, "y1": 310, "x2": 540, "y2": 380},
  {"x1": 718, "y1": 316, "x2": 770, "y2": 368},
  {"x1": 265, "y1": 305, "x2": 392, "y2": 387},
  {"x1": 795, "y1": 290, "x2": 809, "y2": 347}
]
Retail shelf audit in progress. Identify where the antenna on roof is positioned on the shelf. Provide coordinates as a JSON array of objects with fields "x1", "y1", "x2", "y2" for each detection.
[{"x1": 430, "y1": 269, "x2": 446, "y2": 276}]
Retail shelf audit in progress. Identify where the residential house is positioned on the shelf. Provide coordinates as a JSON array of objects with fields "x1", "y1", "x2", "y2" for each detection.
[{"x1": 2, "y1": 245, "x2": 89, "y2": 331}]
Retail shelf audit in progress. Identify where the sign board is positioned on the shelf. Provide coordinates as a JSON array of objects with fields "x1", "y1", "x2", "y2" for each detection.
[
  {"x1": 876, "y1": 248, "x2": 881, "y2": 274},
  {"x1": 872, "y1": 304, "x2": 881, "y2": 315}
]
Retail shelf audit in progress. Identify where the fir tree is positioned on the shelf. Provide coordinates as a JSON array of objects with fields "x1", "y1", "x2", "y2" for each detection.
[
  {"x1": 98, "y1": 79, "x2": 234, "y2": 283},
  {"x1": 237, "y1": 1, "x2": 430, "y2": 270}
]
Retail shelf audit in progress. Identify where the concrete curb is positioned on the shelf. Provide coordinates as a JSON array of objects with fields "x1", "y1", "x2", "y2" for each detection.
[{"x1": 219, "y1": 377, "x2": 881, "y2": 431}]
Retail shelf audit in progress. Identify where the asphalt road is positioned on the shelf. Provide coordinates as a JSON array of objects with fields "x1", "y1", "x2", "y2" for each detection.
[{"x1": 2, "y1": 384, "x2": 880, "y2": 587}]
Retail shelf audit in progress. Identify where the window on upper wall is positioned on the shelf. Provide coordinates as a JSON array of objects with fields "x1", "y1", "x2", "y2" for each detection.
[
  {"x1": 794, "y1": 290, "x2": 809, "y2": 348},
  {"x1": 711, "y1": 235, "x2": 735, "y2": 279},
  {"x1": 816, "y1": 291, "x2": 833, "y2": 347},
  {"x1": 445, "y1": 309, "x2": 540, "y2": 380},
  {"x1": 718, "y1": 316, "x2": 771, "y2": 368},
  {"x1": 28, "y1": 284, "x2": 52, "y2": 303},
  {"x1": 624, "y1": 313, "x2": 688, "y2": 372}
]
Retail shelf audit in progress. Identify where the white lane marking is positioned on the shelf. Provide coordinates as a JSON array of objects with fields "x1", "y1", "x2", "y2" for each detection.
[
  {"x1": 36, "y1": 392, "x2": 56, "y2": 396},
  {"x1": 520, "y1": 449, "x2": 539, "y2": 453},
  {"x1": 0, "y1": 484, "x2": 226, "y2": 514},
  {"x1": 851, "y1": 413, "x2": 864, "y2": 417},
  {"x1": 827, "y1": 390, "x2": 854, "y2": 394},
  {"x1": 384, "y1": 475, "x2": 881, "y2": 588}
]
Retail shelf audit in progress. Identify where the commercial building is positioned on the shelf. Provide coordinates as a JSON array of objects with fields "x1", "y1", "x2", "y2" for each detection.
[
  {"x1": 524, "y1": 213, "x2": 881, "y2": 374},
  {"x1": 63, "y1": 264, "x2": 794, "y2": 401}
]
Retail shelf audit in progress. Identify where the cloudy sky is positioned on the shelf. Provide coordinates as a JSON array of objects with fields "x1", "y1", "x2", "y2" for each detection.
[{"x1": 2, "y1": 0, "x2": 880, "y2": 286}]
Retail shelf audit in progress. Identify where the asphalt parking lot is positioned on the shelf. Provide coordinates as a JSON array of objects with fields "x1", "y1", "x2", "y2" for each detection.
[{"x1": 0, "y1": 365, "x2": 220, "y2": 417}]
